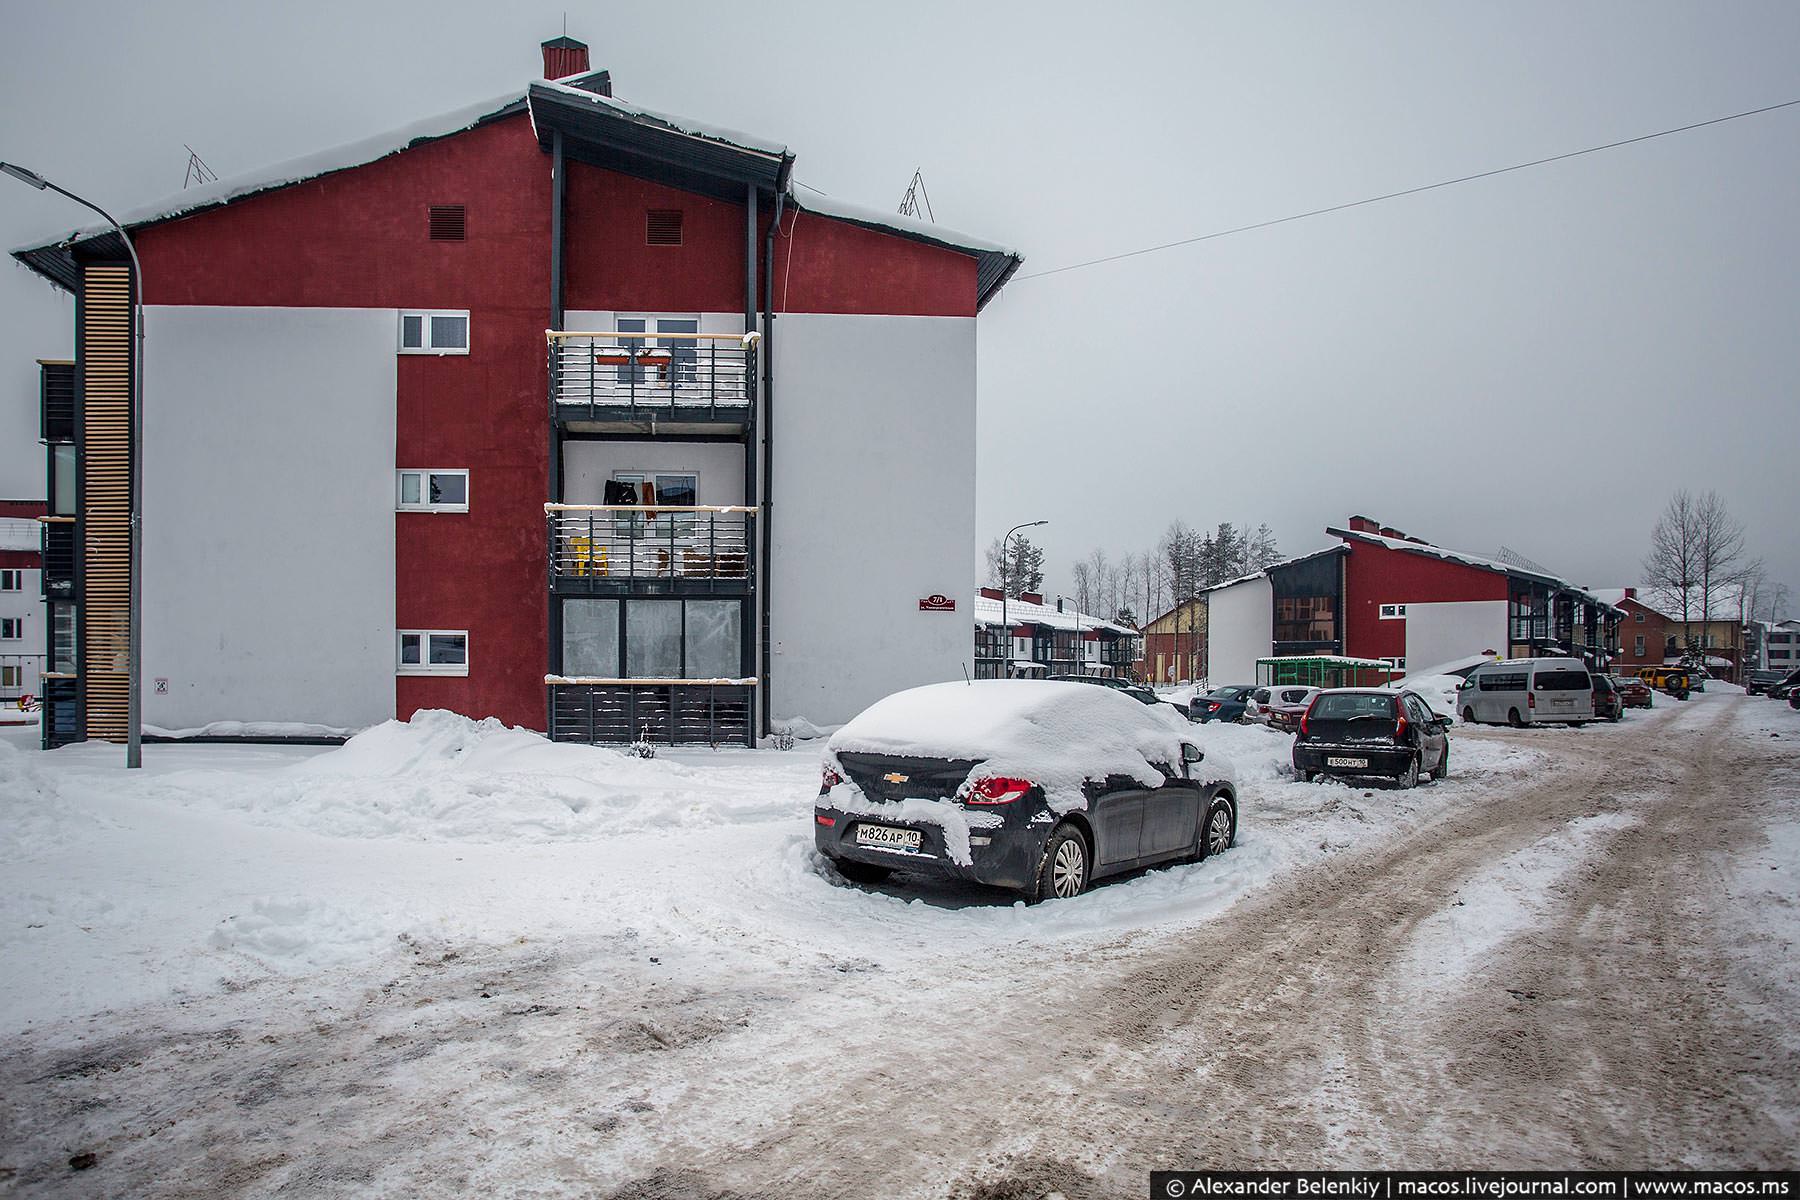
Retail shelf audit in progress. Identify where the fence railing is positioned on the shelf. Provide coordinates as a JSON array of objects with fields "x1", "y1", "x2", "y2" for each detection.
[
  {"x1": 40, "y1": 675, "x2": 79, "y2": 746},
  {"x1": 547, "y1": 504, "x2": 754, "y2": 588},
  {"x1": 547, "y1": 678, "x2": 756, "y2": 746},
  {"x1": 40, "y1": 518, "x2": 76, "y2": 598},
  {"x1": 549, "y1": 331, "x2": 754, "y2": 422}
]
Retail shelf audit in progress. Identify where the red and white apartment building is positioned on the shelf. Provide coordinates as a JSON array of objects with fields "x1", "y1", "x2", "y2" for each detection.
[
  {"x1": 1202, "y1": 515, "x2": 1624, "y2": 684},
  {"x1": 15, "y1": 36, "x2": 1020, "y2": 748},
  {"x1": 0, "y1": 499, "x2": 46, "y2": 713}
]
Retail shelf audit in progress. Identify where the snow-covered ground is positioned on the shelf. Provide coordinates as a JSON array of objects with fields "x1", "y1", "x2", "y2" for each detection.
[
  {"x1": 7, "y1": 693, "x2": 1795, "y2": 1190},
  {"x1": 1, "y1": 708, "x2": 1544, "y2": 1034}
]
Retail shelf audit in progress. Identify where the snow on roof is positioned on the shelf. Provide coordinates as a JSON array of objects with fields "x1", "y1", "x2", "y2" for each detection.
[
  {"x1": 531, "y1": 79, "x2": 790, "y2": 158},
  {"x1": 972, "y1": 594, "x2": 1135, "y2": 636},
  {"x1": 825, "y1": 680, "x2": 1211, "y2": 817},
  {"x1": 1331, "y1": 527, "x2": 1621, "y2": 613},
  {"x1": 0, "y1": 518, "x2": 41, "y2": 553},
  {"x1": 791, "y1": 190, "x2": 1018, "y2": 260},
  {"x1": 1600, "y1": 585, "x2": 1749, "y2": 624},
  {"x1": 13, "y1": 91, "x2": 527, "y2": 255}
]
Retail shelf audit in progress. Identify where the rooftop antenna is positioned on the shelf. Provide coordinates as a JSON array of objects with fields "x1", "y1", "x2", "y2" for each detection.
[
  {"x1": 897, "y1": 168, "x2": 934, "y2": 223},
  {"x1": 182, "y1": 144, "x2": 218, "y2": 190},
  {"x1": 1495, "y1": 545, "x2": 1552, "y2": 576}
]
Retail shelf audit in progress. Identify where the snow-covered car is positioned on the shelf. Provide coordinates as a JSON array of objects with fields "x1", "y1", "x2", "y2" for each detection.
[
  {"x1": 815, "y1": 680, "x2": 1237, "y2": 902},
  {"x1": 1246, "y1": 685, "x2": 1320, "y2": 731}
]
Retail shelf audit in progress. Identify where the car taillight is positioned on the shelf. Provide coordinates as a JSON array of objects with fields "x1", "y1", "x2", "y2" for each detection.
[
  {"x1": 1207, "y1": 702, "x2": 1222, "y2": 712},
  {"x1": 821, "y1": 765, "x2": 843, "y2": 790},
  {"x1": 815, "y1": 814, "x2": 835, "y2": 827},
  {"x1": 1395, "y1": 714, "x2": 1409, "y2": 741},
  {"x1": 1299, "y1": 697, "x2": 1317, "y2": 737},
  {"x1": 966, "y1": 776, "x2": 1032, "y2": 804},
  {"x1": 1527, "y1": 692, "x2": 1536, "y2": 709}
]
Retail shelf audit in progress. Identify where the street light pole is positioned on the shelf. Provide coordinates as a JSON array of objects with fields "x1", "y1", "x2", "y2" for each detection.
[
  {"x1": 999, "y1": 519, "x2": 1047, "y2": 678},
  {"x1": 2, "y1": 162, "x2": 145, "y2": 767}
]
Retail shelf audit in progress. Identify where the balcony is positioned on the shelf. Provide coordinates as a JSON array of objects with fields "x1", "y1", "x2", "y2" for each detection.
[
  {"x1": 547, "y1": 504, "x2": 754, "y2": 595},
  {"x1": 40, "y1": 360, "x2": 75, "y2": 443},
  {"x1": 549, "y1": 331, "x2": 753, "y2": 430},
  {"x1": 40, "y1": 518, "x2": 76, "y2": 598},
  {"x1": 547, "y1": 678, "x2": 755, "y2": 746}
]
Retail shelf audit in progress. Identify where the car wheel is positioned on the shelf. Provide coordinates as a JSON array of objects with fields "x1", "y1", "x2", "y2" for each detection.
[
  {"x1": 1430, "y1": 745, "x2": 1449, "y2": 780},
  {"x1": 1299, "y1": 768, "x2": 1317, "y2": 783},
  {"x1": 832, "y1": 858, "x2": 891, "y2": 885},
  {"x1": 1028, "y1": 824, "x2": 1089, "y2": 903},
  {"x1": 1507, "y1": 707, "x2": 1524, "y2": 728},
  {"x1": 1462, "y1": 707, "x2": 1476, "y2": 725},
  {"x1": 1198, "y1": 795, "x2": 1236, "y2": 860},
  {"x1": 1396, "y1": 753, "x2": 1420, "y2": 789}
]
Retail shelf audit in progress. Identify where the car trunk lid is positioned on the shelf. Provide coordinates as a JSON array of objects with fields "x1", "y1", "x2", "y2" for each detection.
[{"x1": 834, "y1": 752, "x2": 981, "y2": 802}]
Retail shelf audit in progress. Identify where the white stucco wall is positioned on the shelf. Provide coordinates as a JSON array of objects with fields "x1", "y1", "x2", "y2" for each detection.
[
  {"x1": 142, "y1": 306, "x2": 396, "y2": 730},
  {"x1": 769, "y1": 313, "x2": 975, "y2": 724},
  {"x1": 562, "y1": 441, "x2": 744, "y2": 507},
  {"x1": 1206, "y1": 576, "x2": 1274, "y2": 686},
  {"x1": 1404, "y1": 600, "x2": 1509, "y2": 671}
]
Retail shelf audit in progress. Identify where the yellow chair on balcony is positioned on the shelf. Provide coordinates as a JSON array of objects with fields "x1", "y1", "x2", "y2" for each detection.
[{"x1": 567, "y1": 537, "x2": 610, "y2": 578}]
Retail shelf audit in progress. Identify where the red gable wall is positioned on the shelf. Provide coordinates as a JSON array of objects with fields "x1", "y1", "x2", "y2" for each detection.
[
  {"x1": 131, "y1": 112, "x2": 553, "y2": 728},
  {"x1": 1341, "y1": 538, "x2": 1508, "y2": 662}
]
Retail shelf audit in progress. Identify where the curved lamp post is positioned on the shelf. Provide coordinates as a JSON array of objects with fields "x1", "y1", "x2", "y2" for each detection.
[
  {"x1": 2, "y1": 161, "x2": 144, "y2": 768},
  {"x1": 1000, "y1": 519, "x2": 1047, "y2": 678}
]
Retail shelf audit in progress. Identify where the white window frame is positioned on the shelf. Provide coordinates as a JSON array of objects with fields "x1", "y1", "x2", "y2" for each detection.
[
  {"x1": 398, "y1": 310, "x2": 471, "y2": 355},
  {"x1": 1378, "y1": 603, "x2": 1407, "y2": 620},
  {"x1": 1381, "y1": 655, "x2": 1406, "y2": 670},
  {"x1": 0, "y1": 617, "x2": 21, "y2": 640},
  {"x1": 1, "y1": 663, "x2": 19, "y2": 689},
  {"x1": 396, "y1": 469, "x2": 470, "y2": 513},
  {"x1": 0, "y1": 569, "x2": 21, "y2": 592},
  {"x1": 397, "y1": 629, "x2": 469, "y2": 676}
]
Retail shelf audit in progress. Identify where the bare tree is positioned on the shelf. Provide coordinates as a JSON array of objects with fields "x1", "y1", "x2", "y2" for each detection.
[
  {"x1": 1643, "y1": 490, "x2": 1700, "y2": 645},
  {"x1": 1694, "y1": 491, "x2": 1746, "y2": 654}
]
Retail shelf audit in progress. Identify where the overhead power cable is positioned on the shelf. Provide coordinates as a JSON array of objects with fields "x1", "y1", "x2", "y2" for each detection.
[{"x1": 1013, "y1": 97, "x2": 1800, "y2": 283}]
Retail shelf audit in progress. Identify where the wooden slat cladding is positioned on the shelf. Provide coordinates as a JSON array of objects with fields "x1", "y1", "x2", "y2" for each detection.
[{"x1": 81, "y1": 266, "x2": 133, "y2": 742}]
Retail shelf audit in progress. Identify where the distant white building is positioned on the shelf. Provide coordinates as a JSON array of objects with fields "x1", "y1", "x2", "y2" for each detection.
[
  {"x1": 1768, "y1": 619, "x2": 1800, "y2": 676},
  {"x1": 0, "y1": 509, "x2": 45, "y2": 710}
]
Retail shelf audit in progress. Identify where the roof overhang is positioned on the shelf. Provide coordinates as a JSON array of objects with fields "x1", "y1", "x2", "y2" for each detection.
[{"x1": 528, "y1": 80, "x2": 793, "y2": 205}]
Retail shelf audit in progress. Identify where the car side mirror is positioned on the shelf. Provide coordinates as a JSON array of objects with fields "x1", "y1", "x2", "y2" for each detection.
[{"x1": 1181, "y1": 743, "x2": 1204, "y2": 764}]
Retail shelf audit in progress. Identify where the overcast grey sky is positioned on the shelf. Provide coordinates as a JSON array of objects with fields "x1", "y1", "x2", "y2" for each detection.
[{"x1": 3, "y1": 1, "x2": 1796, "y2": 610}]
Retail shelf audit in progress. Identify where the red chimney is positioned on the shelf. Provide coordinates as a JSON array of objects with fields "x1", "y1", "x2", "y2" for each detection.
[
  {"x1": 1378, "y1": 526, "x2": 1403, "y2": 540},
  {"x1": 1020, "y1": 592, "x2": 1044, "y2": 606},
  {"x1": 979, "y1": 586, "x2": 1003, "y2": 601},
  {"x1": 1348, "y1": 515, "x2": 1380, "y2": 534},
  {"x1": 1625, "y1": 587, "x2": 1637, "y2": 600},
  {"x1": 541, "y1": 36, "x2": 590, "y2": 80}
]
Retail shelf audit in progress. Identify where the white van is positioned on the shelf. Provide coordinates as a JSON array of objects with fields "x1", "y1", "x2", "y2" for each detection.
[{"x1": 1457, "y1": 657, "x2": 1594, "y2": 727}]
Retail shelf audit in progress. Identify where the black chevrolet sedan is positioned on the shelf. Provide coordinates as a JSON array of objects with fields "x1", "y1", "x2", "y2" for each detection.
[
  {"x1": 815, "y1": 681, "x2": 1238, "y2": 903},
  {"x1": 1292, "y1": 688, "x2": 1449, "y2": 788}
]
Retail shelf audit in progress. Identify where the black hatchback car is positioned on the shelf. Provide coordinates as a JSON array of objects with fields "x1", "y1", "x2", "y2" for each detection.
[
  {"x1": 1292, "y1": 689, "x2": 1450, "y2": 788},
  {"x1": 815, "y1": 681, "x2": 1238, "y2": 903}
]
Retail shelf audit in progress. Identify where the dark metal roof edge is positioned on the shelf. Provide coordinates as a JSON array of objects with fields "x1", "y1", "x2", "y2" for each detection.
[{"x1": 528, "y1": 82, "x2": 788, "y2": 165}]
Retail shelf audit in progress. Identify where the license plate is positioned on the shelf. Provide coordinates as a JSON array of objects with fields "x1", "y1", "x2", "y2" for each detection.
[
  {"x1": 1553, "y1": 698, "x2": 1573, "y2": 708},
  {"x1": 1327, "y1": 756, "x2": 1369, "y2": 769},
  {"x1": 855, "y1": 823, "x2": 922, "y2": 850}
]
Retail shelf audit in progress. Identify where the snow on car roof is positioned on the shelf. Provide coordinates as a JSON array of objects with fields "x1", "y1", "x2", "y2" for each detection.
[{"x1": 826, "y1": 680, "x2": 1209, "y2": 813}]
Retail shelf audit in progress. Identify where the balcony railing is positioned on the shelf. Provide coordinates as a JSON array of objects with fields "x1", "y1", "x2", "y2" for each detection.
[
  {"x1": 41, "y1": 675, "x2": 80, "y2": 748},
  {"x1": 549, "y1": 331, "x2": 754, "y2": 424},
  {"x1": 547, "y1": 677, "x2": 756, "y2": 746},
  {"x1": 41, "y1": 518, "x2": 76, "y2": 598},
  {"x1": 547, "y1": 504, "x2": 754, "y2": 591}
]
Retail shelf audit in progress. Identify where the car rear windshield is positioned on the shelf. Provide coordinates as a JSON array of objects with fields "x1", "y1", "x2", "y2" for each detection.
[
  {"x1": 1311, "y1": 693, "x2": 1395, "y2": 720},
  {"x1": 1533, "y1": 670, "x2": 1592, "y2": 691}
]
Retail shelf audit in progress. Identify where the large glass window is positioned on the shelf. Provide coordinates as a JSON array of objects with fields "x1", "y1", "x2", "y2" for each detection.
[
  {"x1": 50, "y1": 603, "x2": 76, "y2": 673},
  {"x1": 563, "y1": 599, "x2": 621, "y2": 678},
  {"x1": 52, "y1": 444, "x2": 77, "y2": 515},
  {"x1": 626, "y1": 600, "x2": 683, "y2": 678},
  {"x1": 1274, "y1": 596, "x2": 1335, "y2": 643},
  {"x1": 685, "y1": 600, "x2": 741, "y2": 680}
]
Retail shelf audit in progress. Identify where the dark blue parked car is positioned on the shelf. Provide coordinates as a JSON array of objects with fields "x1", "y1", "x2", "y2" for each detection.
[{"x1": 1191, "y1": 684, "x2": 1256, "y2": 724}]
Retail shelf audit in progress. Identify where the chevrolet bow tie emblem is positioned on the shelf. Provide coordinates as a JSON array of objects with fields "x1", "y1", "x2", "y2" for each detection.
[{"x1": 882, "y1": 772, "x2": 910, "y2": 784}]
